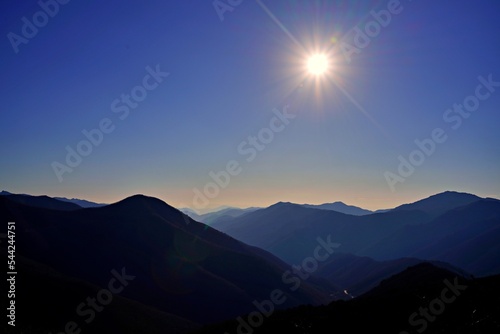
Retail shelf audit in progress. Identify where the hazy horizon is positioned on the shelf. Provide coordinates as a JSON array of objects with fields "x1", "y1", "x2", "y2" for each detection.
[{"x1": 2, "y1": 188, "x2": 499, "y2": 213}]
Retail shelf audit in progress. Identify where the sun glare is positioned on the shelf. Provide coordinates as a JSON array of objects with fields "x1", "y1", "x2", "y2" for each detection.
[{"x1": 307, "y1": 54, "x2": 329, "y2": 76}]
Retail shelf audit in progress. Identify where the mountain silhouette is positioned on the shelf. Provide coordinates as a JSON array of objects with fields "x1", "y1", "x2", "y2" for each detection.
[
  {"x1": 2, "y1": 191, "x2": 498, "y2": 333},
  {"x1": 1, "y1": 193, "x2": 82, "y2": 211},
  {"x1": 0, "y1": 191, "x2": 108, "y2": 210},
  {"x1": 196, "y1": 263, "x2": 500, "y2": 333},
  {"x1": 0, "y1": 195, "x2": 336, "y2": 331}
]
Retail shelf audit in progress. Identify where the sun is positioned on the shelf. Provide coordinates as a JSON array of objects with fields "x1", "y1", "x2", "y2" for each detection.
[{"x1": 307, "y1": 54, "x2": 329, "y2": 76}]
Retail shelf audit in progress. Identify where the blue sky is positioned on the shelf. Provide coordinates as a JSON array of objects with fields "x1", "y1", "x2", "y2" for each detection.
[{"x1": 1, "y1": 0, "x2": 499, "y2": 211}]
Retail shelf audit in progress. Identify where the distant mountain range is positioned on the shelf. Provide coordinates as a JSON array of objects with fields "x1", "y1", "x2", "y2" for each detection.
[
  {"x1": 53, "y1": 196, "x2": 107, "y2": 208},
  {"x1": 302, "y1": 201, "x2": 373, "y2": 215},
  {"x1": 182, "y1": 200, "x2": 375, "y2": 222},
  {"x1": 144, "y1": 192, "x2": 485, "y2": 222},
  {"x1": 2, "y1": 190, "x2": 499, "y2": 333},
  {"x1": 208, "y1": 191, "x2": 500, "y2": 276},
  {"x1": 180, "y1": 206, "x2": 260, "y2": 225}
]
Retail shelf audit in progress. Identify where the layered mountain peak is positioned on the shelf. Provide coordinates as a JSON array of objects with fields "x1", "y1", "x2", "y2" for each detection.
[
  {"x1": 393, "y1": 190, "x2": 482, "y2": 217},
  {"x1": 302, "y1": 201, "x2": 373, "y2": 215}
]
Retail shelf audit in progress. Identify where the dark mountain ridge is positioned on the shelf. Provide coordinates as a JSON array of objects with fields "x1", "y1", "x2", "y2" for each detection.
[
  {"x1": 0, "y1": 195, "x2": 336, "y2": 328},
  {"x1": 197, "y1": 263, "x2": 500, "y2": 333}
]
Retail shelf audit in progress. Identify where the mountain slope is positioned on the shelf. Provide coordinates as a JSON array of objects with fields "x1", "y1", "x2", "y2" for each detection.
[
  {"x1": 213, "y1": 201, "x2": 430, "y2": 264},
  {"x1": 316, "y1": 253, "x2": 468, "y2": 296},
  {"x1": 1, "y1": 193, "x2": 82, "y2": 211},
  {"x1": 211, "y1": 192, "x2": 500, "y2": 276},
  {"x1": 362, "y1": 199, "x2": 500, "y2": 275},
  {"x1": 0, "y1": 195, "x2": 336, "y2": 328},
  {"x1": 393, "y1": 191, "x2": 481, "y2": 217},
  {"x1": 197, "y1": 263, "x2": 500, "y2": 334},
  {"x1": 5, "y1": 255, "x2": 199, "y2": 334},
  {"x1": 179, "y1": 208, "x2": 204, "y2": 221}
]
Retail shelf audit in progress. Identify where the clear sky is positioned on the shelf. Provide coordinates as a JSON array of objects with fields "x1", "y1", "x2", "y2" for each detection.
[{"x1": 1, "y1": 0, "x2": 499, "y2": 211}]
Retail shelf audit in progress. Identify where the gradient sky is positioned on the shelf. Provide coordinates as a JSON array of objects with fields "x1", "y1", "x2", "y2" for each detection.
[{"x1": 1, "y1": 0, "x2": 499, "y2": 211}]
